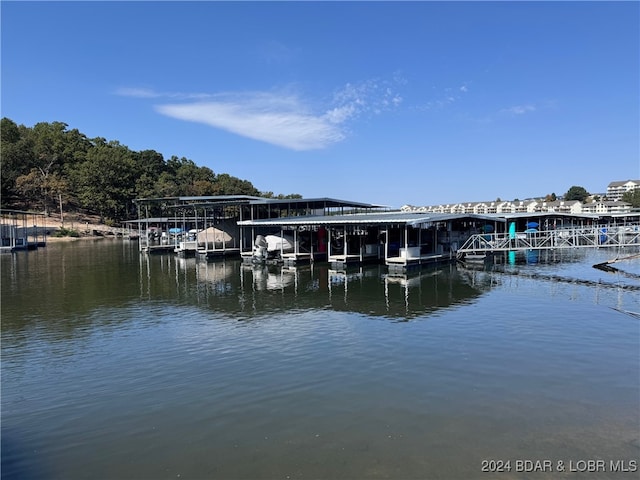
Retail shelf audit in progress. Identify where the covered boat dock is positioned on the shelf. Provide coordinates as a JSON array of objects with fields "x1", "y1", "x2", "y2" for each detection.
[
  {"x1": 0, "y1": 209, "x2": 47, "y2": 252},
  {"x1": 131, "y1": 195, "x2": 384, "y2": 258},
  {"x1": 238, "y1": 211, "x2": 505, "y2": 269}
]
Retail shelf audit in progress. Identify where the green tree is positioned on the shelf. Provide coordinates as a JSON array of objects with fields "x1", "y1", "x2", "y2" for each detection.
[
  {"x1": 165, "y1": 156, "x2": 217, "y2": 195},
  {"x1": 61, "y1": 127, "x2": 91, "y2": 169},
  {"x1": 191, "y1": 179, "x2": 216, "y2": 196},
  {"x1": 622, "y1": 189, "x2": 640, "y2": 208},
  {"x1": 134, "y1": 149, "x2": 166, "y2": 198},
  {"x1": 261, "y1": 191, "x2": 302, "y2": 199},
  {"x1": 11, "y1": 121, "x2": 92, "y2": 212},
  {"x1": 213, "y1": 173, "x2": 260, "y2": 196},
  {"x1": 1, "y1": 117, "x2": 20, "y2": 143},
  {"x1": 15, "y1": 169, "x2": 46, "y2": 206},
  {"x1": 75, "y1": 142, "x2": 137, "y2": 222},
  {"x1": 544, "y1": 193, "x2": 557, "y2": 202},
  {"x1": 15, "y1": 169, "x2": 70, "y2": 218},
  {"x1": 52, "y1": 175, "x2": 71, "y2": 221},
  {"x1": 1, "y1": 118, "x2": 34, "y2": 203},
  {"x1": 154, "y1": 171, "x2": 179, "y2": 197},
  {"x1": 564, "y1": 186, "x2": 589, "y2": 202}
]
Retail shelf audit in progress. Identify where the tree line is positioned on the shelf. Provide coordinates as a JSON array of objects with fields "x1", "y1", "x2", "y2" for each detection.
[{"x1": 1, "y1": 118, "x2": 301, "y2": 224}]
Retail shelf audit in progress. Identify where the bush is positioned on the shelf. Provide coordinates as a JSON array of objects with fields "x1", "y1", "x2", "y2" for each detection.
[{"x1": 53, "y1": 227, "x2": 81, "y2": 238}]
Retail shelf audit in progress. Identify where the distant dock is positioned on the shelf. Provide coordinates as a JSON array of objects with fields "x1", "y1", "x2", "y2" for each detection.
[{"x1": 1, "y1": 209, "x2": 47, "y2": 252}]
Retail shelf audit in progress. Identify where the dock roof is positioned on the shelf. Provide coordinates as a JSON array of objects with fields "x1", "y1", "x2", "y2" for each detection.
[
  {"x1": 238, "y1": 211, "x2": 504, "y2": 227},
  {"x1": 134, "y1": 195, "x2": 384, "y2": 210}
]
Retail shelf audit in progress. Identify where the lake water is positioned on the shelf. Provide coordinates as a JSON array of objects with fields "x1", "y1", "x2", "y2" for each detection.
[{"x1": 2, "y1": 241, "x2": 639, "y2": 479}]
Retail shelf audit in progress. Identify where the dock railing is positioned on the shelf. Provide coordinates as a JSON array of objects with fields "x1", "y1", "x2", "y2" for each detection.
[{"x1": 456, "y1": 225, "x2": 640, "y2": 258}]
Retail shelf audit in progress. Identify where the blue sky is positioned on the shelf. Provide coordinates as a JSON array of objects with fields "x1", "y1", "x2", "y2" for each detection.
[{"x1": 2, "y1": 1, "x2": 639, "y2": 208}]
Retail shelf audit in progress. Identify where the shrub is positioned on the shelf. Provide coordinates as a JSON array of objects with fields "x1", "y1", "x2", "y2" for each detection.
[{"x1": 53, "y1": 227, "x2": 81, "y2": 238}]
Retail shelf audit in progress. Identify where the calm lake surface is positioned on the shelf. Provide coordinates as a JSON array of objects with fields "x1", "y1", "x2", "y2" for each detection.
[{"x1": 2, "y1": 240, "x2": 639, "y2": 479}]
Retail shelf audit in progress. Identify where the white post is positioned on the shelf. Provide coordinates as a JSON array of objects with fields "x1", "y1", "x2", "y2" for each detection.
[
  {"x1": 343, "y1": 225, "x2": 347, "y2": 257},
  {"x1": 384, "y1": 227, "x2": 389, "y2": 262},
  {"x1": 404, "y1": 225, "x2": 409, "y2": 265}
]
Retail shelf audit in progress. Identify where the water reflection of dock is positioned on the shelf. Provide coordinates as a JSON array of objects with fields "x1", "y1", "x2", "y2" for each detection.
[
  {"x1": 139, "y1": 246, "x2": 640, "y2": 320},
  {"x1": 140, "y1": 257, "x2": 486, "y2": 320}
]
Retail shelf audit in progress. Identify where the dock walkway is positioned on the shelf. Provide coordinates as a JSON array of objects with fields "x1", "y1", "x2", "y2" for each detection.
[{"x1": 456, "y1": 225, "x2": 640, "y2": 259}]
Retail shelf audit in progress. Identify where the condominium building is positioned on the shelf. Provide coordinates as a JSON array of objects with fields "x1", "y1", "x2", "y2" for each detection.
[
  {"x1": 607, "y1": 180, "x2": 640, "y2": 200},
  {"x1": 581, "y1": 200, "x2": 632, "y2": 214},
  {"x1": 403, "y1": 199, "x2": 631, "y2": 215}
]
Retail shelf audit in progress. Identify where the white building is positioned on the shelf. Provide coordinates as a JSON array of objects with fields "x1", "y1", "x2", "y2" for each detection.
[
  {"x1": 607, "y1": 180, "x2": 640, "y2": 200},
  {"x1": 581, "y1": 200, "x2": 631, "y2": 214},
  {"x1": 536, "y1": 200, "x2": 583, "y2": 214}
]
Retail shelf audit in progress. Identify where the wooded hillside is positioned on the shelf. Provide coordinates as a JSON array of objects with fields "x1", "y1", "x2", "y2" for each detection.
[{"x1": 1, "y1": 118, "x2": 300, "y2": 224}]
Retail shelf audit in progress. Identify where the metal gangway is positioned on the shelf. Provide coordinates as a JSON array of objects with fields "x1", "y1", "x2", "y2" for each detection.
[{"x1": 456, "y1": 225, "x2": 640, "y2": 259}]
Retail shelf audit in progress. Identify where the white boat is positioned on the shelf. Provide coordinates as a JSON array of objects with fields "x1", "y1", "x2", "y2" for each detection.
[
  {"x1": 253, "y1": 234, "x2": 295, "y2": 261},
  {"x1": 251, "y1": 266, "x2": 296, "y2": 290}
]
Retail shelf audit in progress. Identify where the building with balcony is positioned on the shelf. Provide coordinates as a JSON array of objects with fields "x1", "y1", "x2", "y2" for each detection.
[
  {"x1": 581, "y1": 200, "x2": 631, "y2": 214},
  {"x1": 607, "y1": 180, "x2": 640, "y2": 200}
]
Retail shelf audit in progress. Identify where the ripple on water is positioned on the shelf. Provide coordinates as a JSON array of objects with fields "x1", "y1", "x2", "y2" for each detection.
[{"x1": 2, "y1": 245, "x2": 638, "y2": 479}]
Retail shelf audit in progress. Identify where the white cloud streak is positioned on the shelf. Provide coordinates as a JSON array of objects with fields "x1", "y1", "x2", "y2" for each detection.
[
  {"x1": 119, "y1": 77, "x2": 404, "y2": 151},
  {"x1": 156, "y1": 93, "x2": 346, "y2": 151},
  {"x1": 502, "y1": 104, "x2": 537, "y2": 115},
  {"x1": 114, "y1": 87, "x2": 211, "y2": 100},
  {"x1": 115, "y1": 87, "x2": 162, "y2": 98}
]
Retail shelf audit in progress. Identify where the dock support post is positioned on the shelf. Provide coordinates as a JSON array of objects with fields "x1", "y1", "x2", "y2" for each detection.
[
  {"x1": 343, "y1": 225, "x2": 347, "y2": 258},
  {"x1": 384, "y1": 227, "x2": 389, "y2": 263},
  {"x1": 310, "y1": 227, "x2": 314, "y2": 262}
]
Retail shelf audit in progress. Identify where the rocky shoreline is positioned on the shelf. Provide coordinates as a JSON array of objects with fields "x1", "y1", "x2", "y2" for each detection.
[{"x1": 39, "y1": 215, "x2": 130, "y2": 241}]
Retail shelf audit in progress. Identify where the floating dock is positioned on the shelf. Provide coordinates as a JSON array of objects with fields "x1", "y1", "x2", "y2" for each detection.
[
  {"x1": 1, "y1": 209, "x2": 47, "y2": 252},
  {"x1": 456, "y1": 225, "x2": 640, "y2": 260},
  {"x1": 238, "y1": 210, "x2": 506, "y2": 271}
]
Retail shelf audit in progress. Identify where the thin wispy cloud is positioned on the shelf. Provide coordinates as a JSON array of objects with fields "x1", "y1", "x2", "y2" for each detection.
[
  {"x1": 115, "y1": 87, "x2": 162, "y2": 98},
  {"x1": 330, "y1": 78, "x2": 404, "y2": 117},
  {"x1": 114, "y1": 87, "x2": 211, "y2": 100},
  {"x1": 418, "y1": 83, "x2": 469, "y2": 111},
  {"x1": 502, "y1": 104, "x2": 537, "y2": 115},
  {"x1": 462, "y1": 100, "x2": 553, "y2": 125},
  {"x1": 118, "y1": 77, "x2": 404, "y2": 151}
]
